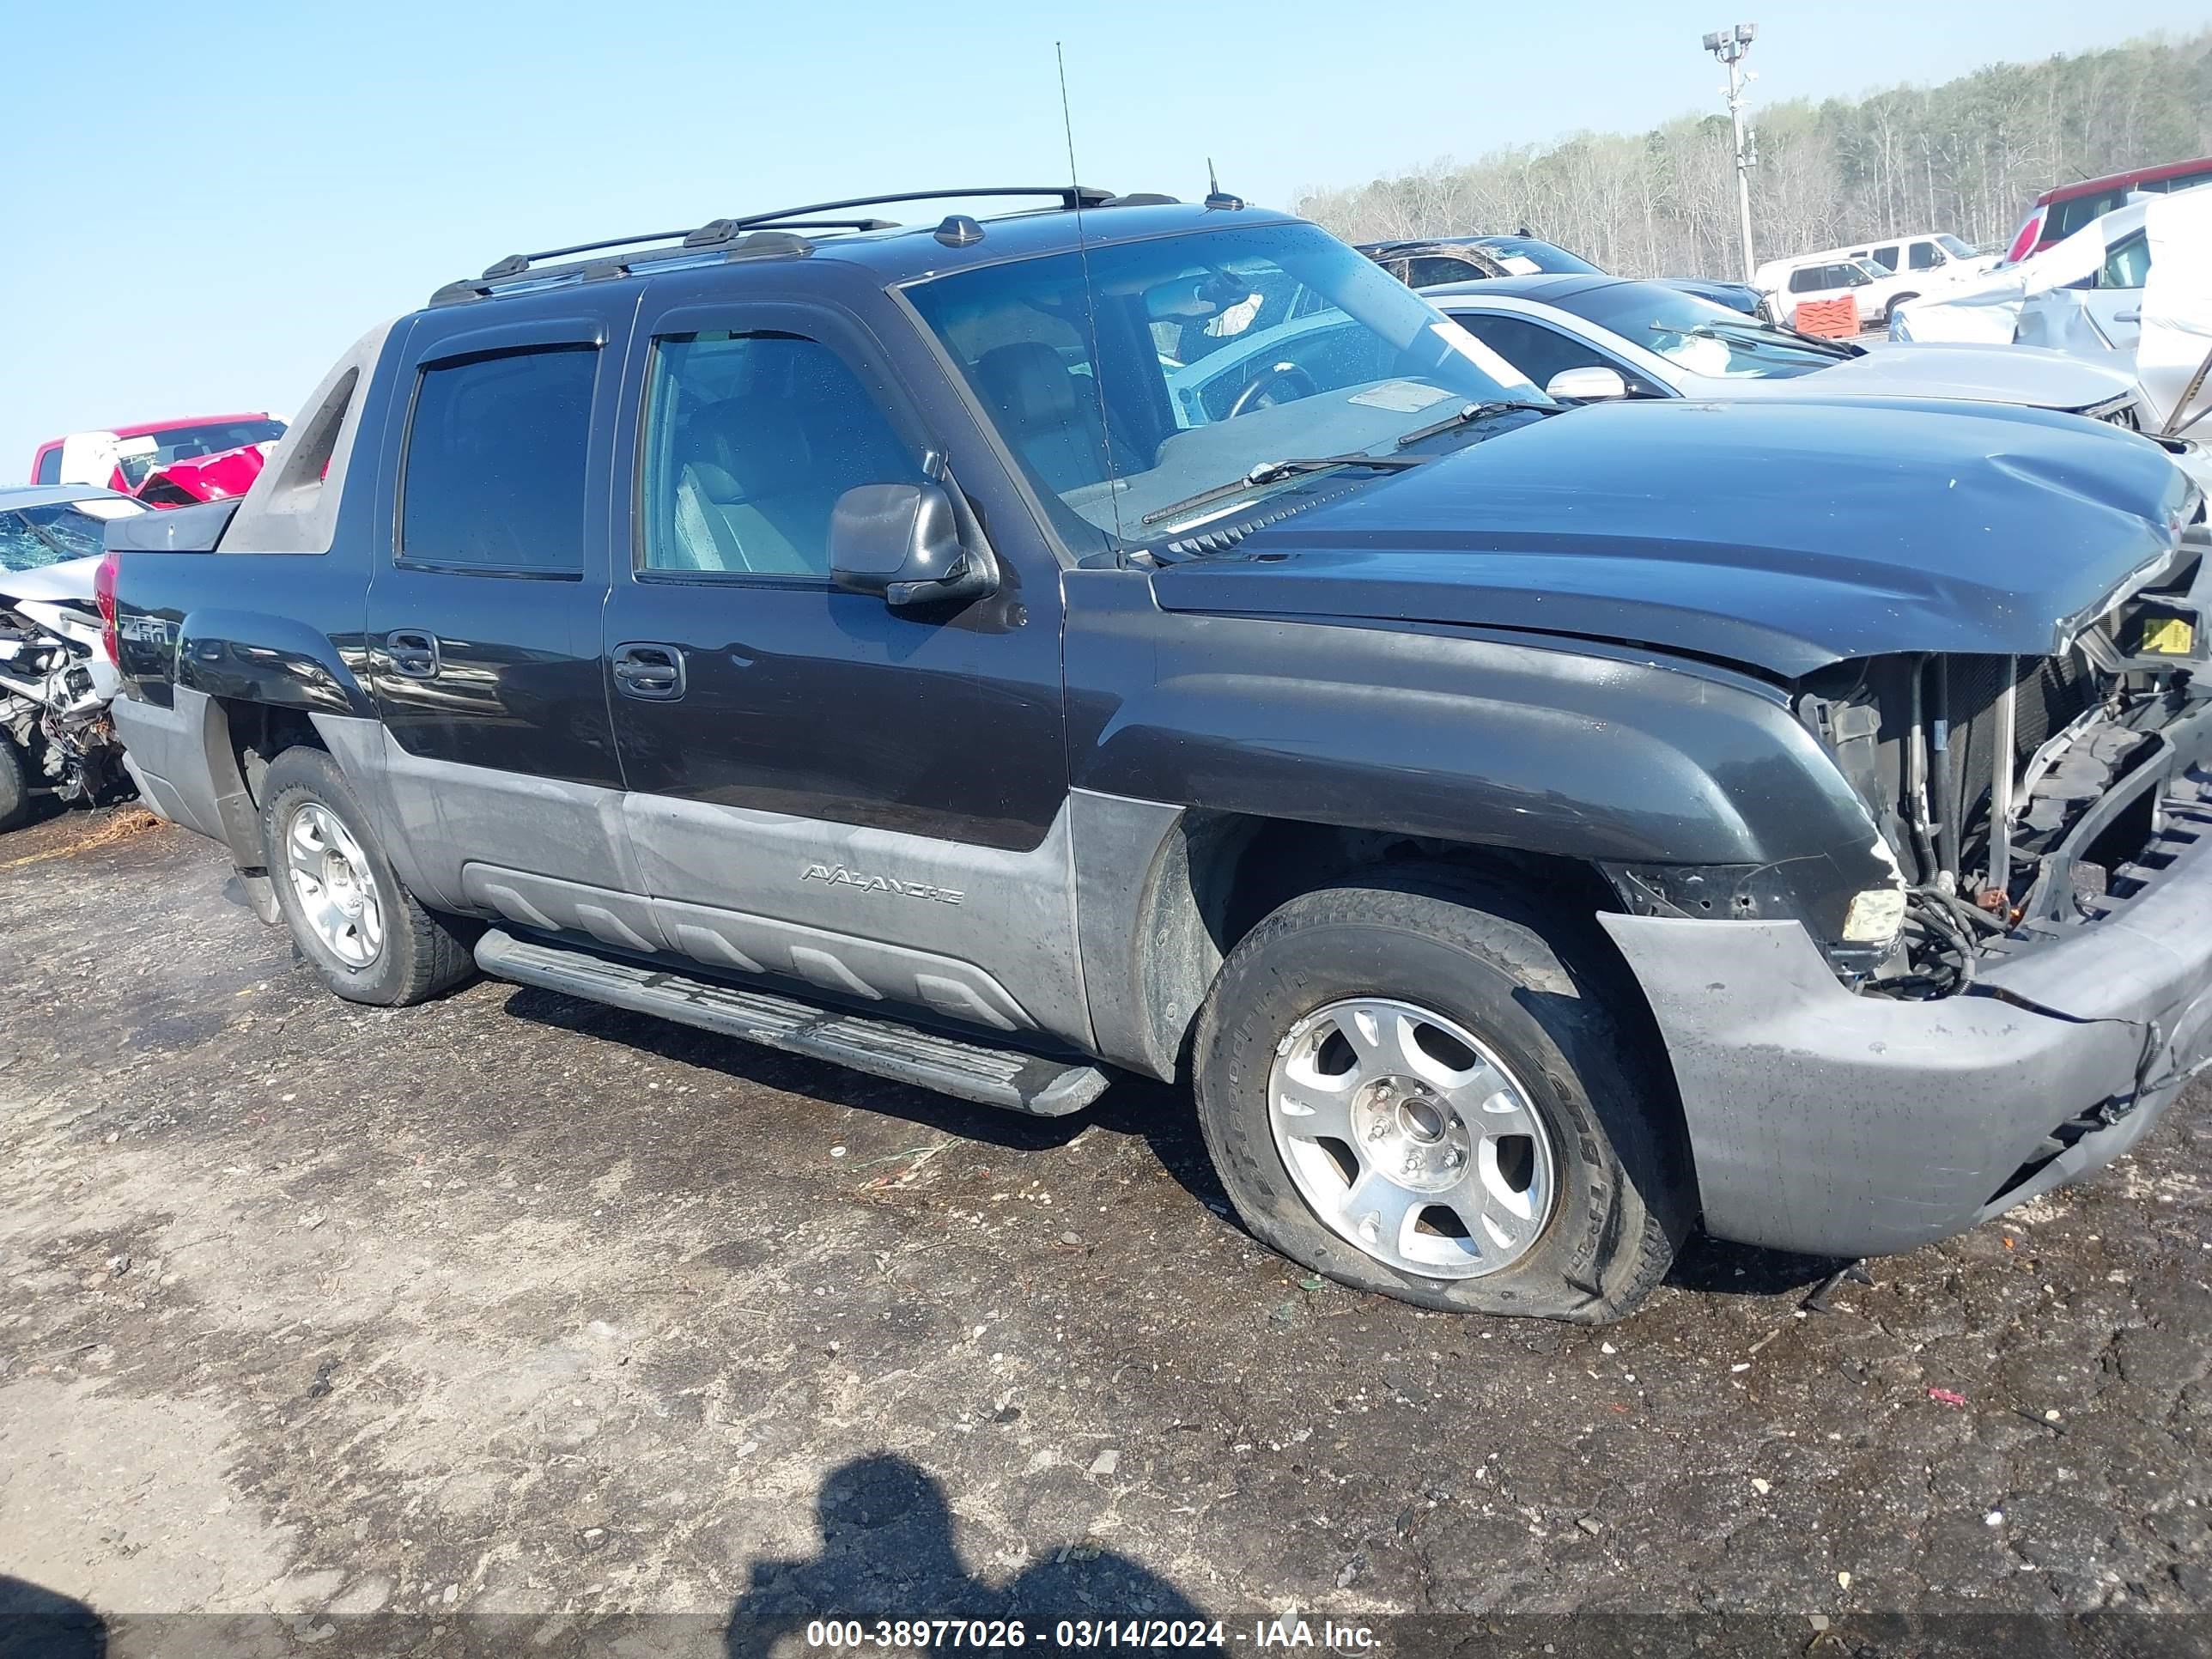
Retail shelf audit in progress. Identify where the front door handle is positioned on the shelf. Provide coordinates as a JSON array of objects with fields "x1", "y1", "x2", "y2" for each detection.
[
  {"x1": 612, "y1": 641, "x2": 686, "y2": 701},
  {"x1": 386, "y1": 629, "x2": 441, "y2": 679}
]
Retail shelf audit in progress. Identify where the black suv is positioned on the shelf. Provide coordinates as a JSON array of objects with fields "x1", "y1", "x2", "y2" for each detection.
[{"x1": 107, "y1": 187, "x2": 2212, "y2": 1322}]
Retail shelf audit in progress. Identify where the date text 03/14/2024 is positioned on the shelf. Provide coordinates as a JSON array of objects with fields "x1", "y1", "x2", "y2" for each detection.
[{"x1": 800, "y1": 1618, "x2": 1381, "y2": 1649}]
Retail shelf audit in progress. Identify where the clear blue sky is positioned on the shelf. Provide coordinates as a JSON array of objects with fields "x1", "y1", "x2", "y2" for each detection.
[{"x1": 5, "y1": 0, "x2": 2205, "y2": 474}]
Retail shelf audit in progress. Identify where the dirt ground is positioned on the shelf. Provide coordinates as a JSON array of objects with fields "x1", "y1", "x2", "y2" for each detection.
[{"x1": 3, "y1": 807, "x2": 2210, "y2": 1658}]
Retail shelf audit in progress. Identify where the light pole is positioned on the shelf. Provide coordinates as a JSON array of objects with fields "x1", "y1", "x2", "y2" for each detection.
[{"x1": 1702, "y1": 23, "x2": 1758, "y2": 282}]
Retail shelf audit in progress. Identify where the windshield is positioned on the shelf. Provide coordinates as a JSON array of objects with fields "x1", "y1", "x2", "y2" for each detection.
[
  {"x1": 1565, "y1": 283, "x2": 1846, "y2": 378},
  {"x1": 0, "y1": 498, "x2": 143, "y2": 572},
  {"x1": 113, "y1": 418, "x2": 286, "y2": 488},
  {"x1": 1936, "y1": 234, "x2": 1977, "y2": 259},
  {"x1": 1472, "y1": 236, "x2": 1603, "y2": 276},
  {"x1": 905, "y1": 222, "x2": 1543, "y2": 549}
]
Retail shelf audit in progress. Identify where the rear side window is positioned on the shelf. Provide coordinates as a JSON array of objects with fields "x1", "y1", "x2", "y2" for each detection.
[
  {"x1": 1788, "y1": 266, "x2": 1824, "y2": 294},
  {"x1": 33, "y1": 447, "x2": 60, "y2": 484},
  {"x1": 1868, "y1": 245, "x2": 1899, "y2": 271},
  {"x1": 399, "y1": 346, "x2": 596, "y2": 572}
]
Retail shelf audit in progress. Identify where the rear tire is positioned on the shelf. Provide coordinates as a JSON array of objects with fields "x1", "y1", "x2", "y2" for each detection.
[
  {"x1": 0, "y1": 736, "x2": 25, "y2": 833},
  {"x1": 1193, "y1": 866, "x2": 1689, "y2": 1322},
  {"x1": 258, "y1": 745, "x2": 472, "y2": 1006}
]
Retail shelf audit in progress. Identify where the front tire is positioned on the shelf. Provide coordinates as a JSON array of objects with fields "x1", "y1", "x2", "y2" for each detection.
[
  {"x1": 1194, "y1": 867, "x2": 1688, "y2": 1322},
  {"x1": 258, "y1": 745, "x2": 472, "y2": 1006},
  {"x1": 0, "y1": 736, "x2": 26, "y2": 833}
]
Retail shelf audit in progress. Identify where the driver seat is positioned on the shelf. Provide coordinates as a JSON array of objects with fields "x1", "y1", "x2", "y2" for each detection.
[{"x1": 972, "y1": 343, "x2": 1109, "y2": 496}]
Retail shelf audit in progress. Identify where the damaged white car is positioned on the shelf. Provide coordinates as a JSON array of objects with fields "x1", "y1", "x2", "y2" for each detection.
[
  {"x1": 1892, "y1": 185, "x2": 2212, "y2": 433},
  {"x1": 0, "y1": 485, "x2": 148, "y2": 830}
]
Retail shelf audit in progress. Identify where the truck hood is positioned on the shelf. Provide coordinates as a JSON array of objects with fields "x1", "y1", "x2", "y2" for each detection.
[
  {"x1": 0, "y1": 553, "x2": 99, "y2": 607},
  {"x1": 1692, "y1": 342, "x2": 2137, "y2": 410},
  {"x1": 1151, "y1": 397, "x2": 2197, "y2": 678}
]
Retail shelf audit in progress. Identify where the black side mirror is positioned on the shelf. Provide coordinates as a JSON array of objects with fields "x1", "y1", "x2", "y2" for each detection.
[{"x1": 828, "y1": 482, "x2": 997, "y2": 607}]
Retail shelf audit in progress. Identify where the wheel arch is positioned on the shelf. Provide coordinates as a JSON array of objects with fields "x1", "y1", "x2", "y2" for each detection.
[{"x1": 1073, "y1": 793, "x2": 1624, "y2": 1085}]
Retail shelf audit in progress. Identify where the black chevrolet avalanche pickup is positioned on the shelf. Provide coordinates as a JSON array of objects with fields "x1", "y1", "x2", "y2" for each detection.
[{"x1": 105, "y1": 188, "x2": 2212, "y2": 1322}]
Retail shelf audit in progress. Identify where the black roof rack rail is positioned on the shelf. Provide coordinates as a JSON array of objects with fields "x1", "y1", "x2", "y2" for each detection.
[
  {"x1": 479, "y1": 229, "x2": 692, "y2": 283},
  {"x1": 708, "y1": 185, "x2": 1115, "y2": 235},
  {"x1": 434, "y1": 185, "x2": 1123, "y2": 307}
]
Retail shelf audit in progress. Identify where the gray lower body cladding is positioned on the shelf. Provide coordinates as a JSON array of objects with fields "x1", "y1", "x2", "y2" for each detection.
[
  {"x1": 112, "y1": 688, "x2": 260, "y2": 862},
  {"x1": 1602, "y1": 775, "x2": 2212, "y2": 1259}
]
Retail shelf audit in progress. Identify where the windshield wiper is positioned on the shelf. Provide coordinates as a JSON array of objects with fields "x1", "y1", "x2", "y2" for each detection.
[
  {"x1": 1394, "y1": 399, "x2": 1558, "y2": 450},
  {"x1": 1685, "y1": 321, "x2": 1855, "y2": 360},
  {"x1": 1139, "y1": 453, "x2": 1424, "y2": 527}
]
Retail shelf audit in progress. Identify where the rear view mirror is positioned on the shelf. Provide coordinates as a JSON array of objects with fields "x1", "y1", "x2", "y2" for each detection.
[
  {"x1": 1546, "y1": 366, "x2": 1628, "y2": 403},
  {"x1": 828, "y1": 482, "x2": 997, "y2": 608}
]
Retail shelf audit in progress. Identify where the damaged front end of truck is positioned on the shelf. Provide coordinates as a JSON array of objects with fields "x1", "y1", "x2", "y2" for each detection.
[{"x1": 1600, "y1": 508, "x2": 2212, "y2": 1260}]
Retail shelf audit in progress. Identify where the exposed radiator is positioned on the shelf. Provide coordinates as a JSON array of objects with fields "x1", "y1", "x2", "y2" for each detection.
[{"x1": 1942, "y1": 651, "x2": 2099, "y2": 869}]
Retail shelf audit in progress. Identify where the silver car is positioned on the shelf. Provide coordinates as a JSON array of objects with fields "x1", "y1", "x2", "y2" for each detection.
[{"x1": 1422, "y1": 274, "x2": 2148, "y2": 425}]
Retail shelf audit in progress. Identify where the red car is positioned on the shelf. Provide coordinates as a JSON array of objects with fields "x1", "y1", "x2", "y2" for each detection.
[
  {"x1": 2005, "y1": 155, "x2": 2212, "y2": 263},
  {"x1": 29, "y1": 413, "x2": 286, "y2": 507}
]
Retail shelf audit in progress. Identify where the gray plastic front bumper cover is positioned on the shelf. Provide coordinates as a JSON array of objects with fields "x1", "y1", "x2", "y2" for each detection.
[{"x1": 1599, "y1": 787, "x2": 2212, "y2": 1260}]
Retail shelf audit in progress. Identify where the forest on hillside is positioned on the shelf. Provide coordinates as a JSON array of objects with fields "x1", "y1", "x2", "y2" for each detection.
[{"x1": 1295, "y1": 31, "x2": 2212, "y2": 276}]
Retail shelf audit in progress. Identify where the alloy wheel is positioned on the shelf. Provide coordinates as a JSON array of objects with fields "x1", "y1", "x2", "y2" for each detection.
[
  {"x1": 283, "y1": 801, "x2": 385, "y2": 969},
  {"x1": 1267, "y1": 996, "x2": 1558, "y2": 1279}
]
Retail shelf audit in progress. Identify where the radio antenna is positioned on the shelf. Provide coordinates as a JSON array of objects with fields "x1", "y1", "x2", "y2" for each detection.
[{"x1": 1056, "y1": 41, "x2": 1125, "y2": 547}]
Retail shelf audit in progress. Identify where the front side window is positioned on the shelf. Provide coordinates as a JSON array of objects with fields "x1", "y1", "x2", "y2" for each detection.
[
  {"x1": 399, "y1": 346, "x2": 595, "y2": 572},
  {"x1": 1453, "y1": 313, "x2": 1620, "y2": 391},
  {"x1": 1907, "y1": 240, "x2": 1942, "y2": 270},
  {"x1": 2098, "y1": 229, "x2": 2152, "y2": 290},
  {"x1": 905, "y1": 222, "x2": 1542, "y2": 550},
  {"x1": 1565, "y1": 283, "x2": 1844, "y2": 379},
  {"x1": 640, "y1": 331, "x2": 917, "y2": 578}
]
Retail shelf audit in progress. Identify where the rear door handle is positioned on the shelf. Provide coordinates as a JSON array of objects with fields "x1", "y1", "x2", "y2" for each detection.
[
  {"x1": 386, "y1": 629, "x2": 441, "y2": 679},
  {"x1": 612, "y1": 641, "x2": 685, "y2": 701}
]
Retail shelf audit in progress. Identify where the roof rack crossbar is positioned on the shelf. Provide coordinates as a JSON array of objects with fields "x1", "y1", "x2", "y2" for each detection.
[{"x1": 718, "y1": 185, "x2": 1113, "y2": 234}]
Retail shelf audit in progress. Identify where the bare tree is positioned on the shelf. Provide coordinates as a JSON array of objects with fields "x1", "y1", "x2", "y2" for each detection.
[{"x1": 1296, "y1": 29, "x2": 2211, "y2": 276}]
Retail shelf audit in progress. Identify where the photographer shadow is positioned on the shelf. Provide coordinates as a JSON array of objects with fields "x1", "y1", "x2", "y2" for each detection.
[
  {"x1": 0, "y1": 1575, "x2": 104, "y2": 1659},
  {"x1": 726, "y1": 1454, "x2": 1207, "y2": 1657}
]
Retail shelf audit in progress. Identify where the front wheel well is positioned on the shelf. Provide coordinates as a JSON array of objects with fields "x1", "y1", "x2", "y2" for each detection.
[
  {"x1": 1208, "y1": 818, "x2": 1618, "y2": 954},
  {"x1": 1127, "y1": 813, "x2": 1626, "y2": 1083}
]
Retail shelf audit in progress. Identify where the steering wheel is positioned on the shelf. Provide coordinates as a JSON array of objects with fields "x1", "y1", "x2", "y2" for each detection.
[{"x1": 1226, "y1": 360, "x2": 1320, "y2": 420}]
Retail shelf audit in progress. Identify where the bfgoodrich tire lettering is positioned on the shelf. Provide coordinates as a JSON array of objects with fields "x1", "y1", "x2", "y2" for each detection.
[
  {"x1": 258, "y1": 745, "x2": 472, "y2": 1006},
  {"x1": 1194, "y1": 866, "x2": 1689, "y2": 1322}
]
